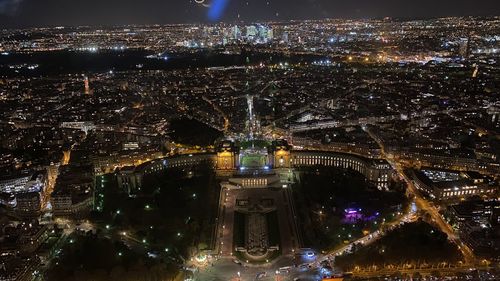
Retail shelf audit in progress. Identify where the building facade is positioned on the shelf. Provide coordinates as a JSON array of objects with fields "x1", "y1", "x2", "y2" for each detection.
[
  {"x1": 116, "y1": 153, "x2": 217, "y2": 194},
  {"x1": 410, "y1": 169, "x2": 497, "y2": 200},
  {"x1": 288, "y1": 151, "x2": 391, "y2": 190}
]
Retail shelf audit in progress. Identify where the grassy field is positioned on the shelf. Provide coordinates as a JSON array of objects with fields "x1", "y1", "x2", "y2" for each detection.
[{"x1": 240, "y1": 154, "x2": 267, "y2": 167}]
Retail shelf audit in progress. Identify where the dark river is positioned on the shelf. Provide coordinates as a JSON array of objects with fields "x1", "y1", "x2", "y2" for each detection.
[{"x1": 0, "y1": 49, "x2": 325, "y2": 76}]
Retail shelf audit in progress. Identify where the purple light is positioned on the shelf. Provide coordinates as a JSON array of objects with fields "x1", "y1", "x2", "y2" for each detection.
[{"x1": 345, "y1": 208, "x2": 359, "y2": 214}]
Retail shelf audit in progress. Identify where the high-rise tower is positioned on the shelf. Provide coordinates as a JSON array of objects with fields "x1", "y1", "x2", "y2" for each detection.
[{"x1": 84, "y1": 76, "x2": 90, "y2": 95}]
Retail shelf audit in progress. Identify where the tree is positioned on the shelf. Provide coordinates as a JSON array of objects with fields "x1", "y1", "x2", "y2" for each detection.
[
  {"x1": 431, "y1": 270, "x2": 441, "y2": 278},
  {"x1": 109, "y1": 265, "x2": 126, "y2": 281}
]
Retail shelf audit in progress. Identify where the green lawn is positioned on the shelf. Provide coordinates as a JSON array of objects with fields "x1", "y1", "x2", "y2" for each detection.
[{"x1": 240, "y1": 154, "x2": 267, "y2": 168}]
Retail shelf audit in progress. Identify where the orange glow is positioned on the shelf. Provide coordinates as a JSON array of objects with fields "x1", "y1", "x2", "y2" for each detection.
[
  {"x1": 62, "y1": 150, "x2": 71, "y2": 165},
  {"x1": 275, "y1": 150, "x2": 288, "y2": 156},
  {"x1": 218, "y1": 151, "x2": 233, "y2": 157}
]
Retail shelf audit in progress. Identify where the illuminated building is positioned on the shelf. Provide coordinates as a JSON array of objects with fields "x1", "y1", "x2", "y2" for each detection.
[
  {"x1": 51, "y1": 164, "x2": 95, "y2": 218},
  {"x1": 60, "y1": 121, "x2": 96, "y2": 134},
  {"x1": 289, "y1": 151, "x2": 391, "y2": 190},
  {"x1": 282, "y1": 31, "x2": 289, "y2": 43},
  {"x1": 51, "y1": 191, "x2": 94, "y2": 218},
  {"x1": 0, "y1": 171, "x2": 46, "y2": 209},
  {"x1": 92, "y1": 150, "x2": 164, "y2": 175},
  {"x1": 227, "y1": 172, "x2": 280, "y2": 188},
  {"x1": 231, "y1": 25, "x2": 241, "y2": 40},
  {"x1": 216, "y1": 140, "x2": 239, "y2": 170},
  {"x1": 398, "y1": 148, "x2": 488, "y2": 172},
  {"x1": 410, "y1": 169, "x2": 497, "y2": 200},
  {"x1": 269, "y1": 139, "x2": 291, "y2": 168},
  {"x1": 0, "y1": 193, "x2": 16, "y2": 208},
  {"x1": 458, "y1": 37, "x2": 470, "y2": 59},
  {"x1": 84, "y1": 76, "x2": 90, "y2": 95},
  {"x1": 15, "y1": 192, "x2": 41, "y2": 218},
  {"x1": 487, "y1": 106, "x2": 499, "y2": 125},
  {"x1": 446, "y1": 199, "x2": 500, "y2": 258},
  {"x1": 117, "y1": 154, "x2": 216, "y2": 194},
  {"x1": 115, "y1": 139, "x2": 393, "y2": 190},
  {"x1": 246, "y1": 25, "x2": 257, "y2": 38},
  {"x1": 292, "y1": 136, "x2": 382, "y2": 159},
  {"x1": 447, "y1": 200, "x2": 498, "y2": 225},
  {"x1": 258, "y1": 25, "x2": 268, "y2": 40},
  {"x1": 267, "y1": 28, "x2": 273, "y2": 41},
  {"x1": 0, "y1": 171, "x2": 46, "y2": 195},
  {"x1": 116, "y1": 166, "x2": 142, "y2": 194}
]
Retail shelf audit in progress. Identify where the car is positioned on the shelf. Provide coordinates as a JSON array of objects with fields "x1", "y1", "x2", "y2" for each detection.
[
  {"x1": 233, "y1": 259, "x2": 242, "y2": 265},
  {"x1": 279, "y1": 268, "x2": 290, "y2": 274},
  {"x1": 256, "y1": 272, "x2": 267, "y2": 279},
  {"x1": 147, "y1": 251, "x2": 159, "y2": 258}
]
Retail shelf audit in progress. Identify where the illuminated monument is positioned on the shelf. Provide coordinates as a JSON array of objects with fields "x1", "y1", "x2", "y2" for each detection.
[
  {"x1": 268, "y1": 139, "x2": 291, "y2": 168},
  {"x1": 84, "y1": 76, "x2": 90, "y2": 95},
  {"x1": 216, "y1": 140, "x2": 239, "y2": 170},
  {"x1": 245, "y1": 94, "x2": 262, "y2": 140},
  {"x1": 115, "y1": 88, "x2": 393, "y2": 264}
]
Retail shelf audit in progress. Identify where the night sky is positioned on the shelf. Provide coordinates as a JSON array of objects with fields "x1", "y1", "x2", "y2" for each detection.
[{"x1": 0, "y1": 0, "x2": 499, "y2": 28}]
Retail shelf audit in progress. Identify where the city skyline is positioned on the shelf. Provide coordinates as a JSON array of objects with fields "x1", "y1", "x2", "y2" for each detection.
[{"x1": 0, "y1": 0, "x2": 499, "y2": 28}]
